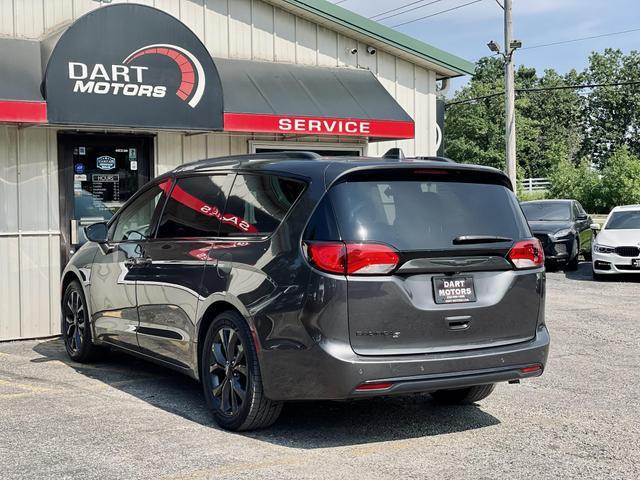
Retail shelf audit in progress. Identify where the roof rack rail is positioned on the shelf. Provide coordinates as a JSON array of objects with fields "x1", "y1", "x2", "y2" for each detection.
[
  {"x1": 383, "y1": 148, "x2": 455, "y2": 163},
  {"x1": 184, "y1": 150, "x2": 322, "y2": 172},
  {"x1": 383, "y1": 148, "x2": 405, "y2": 160}
]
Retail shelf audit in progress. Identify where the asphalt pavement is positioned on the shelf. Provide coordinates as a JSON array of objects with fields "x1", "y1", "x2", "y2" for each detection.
[{"x1": 1, "y1": 262, "x2": 638, "y2": 479}]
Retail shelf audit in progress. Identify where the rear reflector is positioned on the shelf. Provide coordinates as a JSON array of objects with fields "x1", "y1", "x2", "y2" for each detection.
[
  {"x1": 355, "y1": 382, "x2": 394, "y2": 391},
  {"x1": 304, "y1": 241, "x2": 399, "y2": 275},
  {"x1": 508, "y1": 239, "x2": 545, "y2": 269},
  {"x1": 520, "y1": 365, "x2": 542, "y2": 374}
]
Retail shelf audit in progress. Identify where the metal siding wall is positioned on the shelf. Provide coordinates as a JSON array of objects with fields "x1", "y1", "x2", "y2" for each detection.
[
  {"x1": 0, "y1": 126, "x2": 60, "y2": 340},
  {"x1": 252, "y1": 0, "x2": 275, "y2": 61},
  {"x1": 229, "y1": 0, "x2": 252, "y2": 59},
  {"x1": 204, "y1": 0, "x2": 229, "y2": 57},
  {"x1": 295, "y1": 16, "x2": 317, "y2": 65},
  {"x1": 317, "y1": 26, "x2": 337, "y2": 67},
  {"x1": 274, "y1": 7, "x2": 296, "y2": 63}
]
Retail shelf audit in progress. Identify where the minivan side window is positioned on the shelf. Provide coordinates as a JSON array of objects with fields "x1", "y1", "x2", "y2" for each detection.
[
  {"x1": 219, "y1": 174, "x2": 305, "y2": 237},
  {"x1": 156, "y1": 175, "x2": 231, "y2": 239},
  {"x1": 111, "y1": 183, "x2": 166, "y2": 242}
]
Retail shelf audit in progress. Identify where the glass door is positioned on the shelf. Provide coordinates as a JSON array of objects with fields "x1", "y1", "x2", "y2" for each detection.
[{"x1": 58, "y1": 133, "x2": 153, "y2": 267}]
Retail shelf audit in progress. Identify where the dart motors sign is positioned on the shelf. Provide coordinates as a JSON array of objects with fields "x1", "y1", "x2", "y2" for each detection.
[{"x1": 43, "y1": 4, "x2": 223, "y2": 130}]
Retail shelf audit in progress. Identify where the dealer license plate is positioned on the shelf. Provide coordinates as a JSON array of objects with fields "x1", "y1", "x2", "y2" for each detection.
[{"x1": 433, "y1": 276, "x2": 477, "y2": 304}]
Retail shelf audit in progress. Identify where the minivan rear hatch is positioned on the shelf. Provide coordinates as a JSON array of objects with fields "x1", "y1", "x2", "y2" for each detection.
[{"x1": 326, "y1": 166, "x2": 541, "y2": 356}]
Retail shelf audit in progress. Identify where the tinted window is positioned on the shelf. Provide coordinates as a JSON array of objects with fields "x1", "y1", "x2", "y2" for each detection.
[
  {"x1": 111, "y1": 183, "x2": 166, "y2": 242},
  {"x1": 156, "y1": 175, "x2": 230, "y2": 239},
  {"x1": 304, "y1": 197, "x2": 340, "y2": 241},
  {"x1": 521, "y1": 202, "x2": 571, "y2": 221},
  {"x1": 219, "y1": 174, "x2": 305, "y2": 237},
  {"x1": 605, "y1": 211, "x2": 640, "y2": 230},
  {"x1": 329, "y1": 180, "x2": 528, "y2": 251}
]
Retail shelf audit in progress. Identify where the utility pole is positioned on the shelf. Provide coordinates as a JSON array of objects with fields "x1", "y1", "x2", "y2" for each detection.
[
  {"x1": 488, "y1": 0, "x2": 521, "y2": 190},
  {"x1": 503, "y1": 0, "x2": 517, "y2": 190}
]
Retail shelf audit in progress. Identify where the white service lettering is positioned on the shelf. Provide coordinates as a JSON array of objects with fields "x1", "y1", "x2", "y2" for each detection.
[{"x1": 277, "y1": 117, "x2": 372, "y2": 134}]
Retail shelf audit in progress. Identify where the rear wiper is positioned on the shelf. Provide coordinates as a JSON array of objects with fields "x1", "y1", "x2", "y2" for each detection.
[{"x1": 452, "y1": 235, "x2": 513, "y2": 245}]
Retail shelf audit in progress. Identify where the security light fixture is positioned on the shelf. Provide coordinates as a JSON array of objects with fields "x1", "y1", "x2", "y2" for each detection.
[{"x1": 487, "y1": 40, "x2": 501, "y2": 53}]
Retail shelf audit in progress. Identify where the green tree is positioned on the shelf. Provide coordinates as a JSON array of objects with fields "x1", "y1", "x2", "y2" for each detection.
[
  {"x1": 580, "y1": 49, "x2": 640, "y2": 167},
  {"x1": 445, "y1": 57, "x2": 583, "y2": 178},
  {"x1": 600, "y1": 146, "x2": 640, "y2": 207}
]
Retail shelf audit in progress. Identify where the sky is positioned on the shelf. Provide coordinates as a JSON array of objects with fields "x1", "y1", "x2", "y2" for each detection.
[{"x1": 331, "y1": 0, "x2": 640, "y2": 94}]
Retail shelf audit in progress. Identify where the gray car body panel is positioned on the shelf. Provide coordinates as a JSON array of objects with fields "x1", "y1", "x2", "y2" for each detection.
[{"x1": 61, "y1": 154, "x2": 550, "y2": 400}]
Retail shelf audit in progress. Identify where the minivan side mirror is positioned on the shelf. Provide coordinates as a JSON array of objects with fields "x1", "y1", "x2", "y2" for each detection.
[
  {"x1": 84, "y1": 222, "x2": 109, "y2": 244},
  {"x1": 590, "y1": 223, "x2": 601, "y2": 232}
]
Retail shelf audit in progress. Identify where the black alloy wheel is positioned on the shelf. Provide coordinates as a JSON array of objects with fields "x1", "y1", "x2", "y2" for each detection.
[
  {"x1": 201, "y1": 311, "x2": 282, "y2": 431},
  {"x1": 64, "y1": 288, "x2": 86, "y2": 354},
  {"x1": 209, "y1": 327, "x2": 248, "y2": 417},
  {"x1": 62, "y1": 280, "x2": 101, "y2": 362}
]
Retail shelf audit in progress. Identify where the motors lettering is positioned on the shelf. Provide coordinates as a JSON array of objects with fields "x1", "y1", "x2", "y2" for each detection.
[{"x1": 68, "y1": 62, "x2": 167, "y2": 98}]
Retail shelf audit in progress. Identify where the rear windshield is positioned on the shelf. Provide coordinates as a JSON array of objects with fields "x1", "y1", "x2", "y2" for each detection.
[
  {"x1": 329, "y1": 180, "x2": 529, "y2": 251},
  {"x1": 605, "y1": 211, "x2": 640, "y2": 230},
  {"x1": 521, "y1": 202, "x2": 571, "y2": 221}
]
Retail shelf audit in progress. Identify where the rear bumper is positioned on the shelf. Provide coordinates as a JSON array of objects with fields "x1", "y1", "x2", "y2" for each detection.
[{"x1": 259, "y1": 325, "x2": 550, "y2": 401}]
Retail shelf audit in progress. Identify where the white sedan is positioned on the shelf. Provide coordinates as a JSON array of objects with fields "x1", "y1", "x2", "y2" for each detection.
[{"x1": 592, "y1": 205, "x2": 640, "y2": 278}]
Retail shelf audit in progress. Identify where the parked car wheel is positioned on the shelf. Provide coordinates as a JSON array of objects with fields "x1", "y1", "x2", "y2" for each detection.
[
  {"x1": 62, "y1": 280, "x2": 102, "y2": 362},
  {"x1": 201, "y1": 310, "x2": 283, "y2": 431},
  {"x1": 565, "y1": 239, "x2": 580, "y2": 271},
  {"x1": 431, "y1": 384, "x2": 496, "y2": 405}
]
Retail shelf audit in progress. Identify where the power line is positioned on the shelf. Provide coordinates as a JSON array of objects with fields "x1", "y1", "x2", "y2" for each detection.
[
  {"x1": 370, "y1": 0, "x2": 448, "y2": 22},
  {"x1": 521, "y1": 27, "x2": 640, "y2": 51},
  {"x1": 391, "y1": 0, "x2": 484, "y2": 28},
  {"x1": 446, "y1": 80, "x2": 640, "y2": 106}
]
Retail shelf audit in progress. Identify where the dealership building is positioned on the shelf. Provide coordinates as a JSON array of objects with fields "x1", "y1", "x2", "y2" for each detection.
[{"x1": 0, "y1": 0, "x2": 473, "y2": 340}]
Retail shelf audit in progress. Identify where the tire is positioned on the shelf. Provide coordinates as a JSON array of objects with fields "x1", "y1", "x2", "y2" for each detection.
[
  {"x1": 201, "y1": 310, "x2": 282, "y2": 431},
  {"x1": 61, "y1": 280, "x2": 102, "y2": 362},
  {"x1": 565, "y1": 238, "x2": 579, "y2": 271},
  {"x1": 592, "y1": 269, "x2": 605, "y2": 281},
  {"x1": 431, "y1": 384, "x2": 495, "y2": 405}
]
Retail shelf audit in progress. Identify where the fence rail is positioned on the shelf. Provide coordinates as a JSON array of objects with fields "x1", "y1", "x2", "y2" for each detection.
[{"x1": 520, "y1": 177, "x2": 550, "y2": 192}]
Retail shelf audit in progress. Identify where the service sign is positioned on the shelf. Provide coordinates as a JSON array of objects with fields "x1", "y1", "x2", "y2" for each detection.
[{"x1": 43, "y1": 4, "x2": 223, "y2": 131}]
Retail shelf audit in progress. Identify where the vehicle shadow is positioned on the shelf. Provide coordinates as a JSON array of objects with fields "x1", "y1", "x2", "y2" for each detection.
[
  {"x1": 31, "y1": 338, "x2": 500, "y2": 449},
  {"x1": 562, "y1": 261, "x2": 640, "y2": 283}
]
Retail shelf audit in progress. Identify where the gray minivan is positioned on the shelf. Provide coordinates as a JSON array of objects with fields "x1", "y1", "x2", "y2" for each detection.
[{"x1": 61, "y1": 152, "x2": 549, "y2": 431}]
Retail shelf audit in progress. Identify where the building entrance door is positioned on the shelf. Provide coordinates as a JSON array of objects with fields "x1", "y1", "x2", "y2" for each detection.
[{"x1": 58, "y1": 133, "x2": 153, "y2": 267}]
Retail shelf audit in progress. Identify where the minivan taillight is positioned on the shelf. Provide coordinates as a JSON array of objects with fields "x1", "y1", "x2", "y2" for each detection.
[
  {"x1": 508, "y1": 239, "x2": 545, "y2": 269},
  {"x1": 304, "y1": 241, "x2": 399, "y2": 275},
  {"x1": 346, "y1": 243, "x2": 399, "y2": 274}
]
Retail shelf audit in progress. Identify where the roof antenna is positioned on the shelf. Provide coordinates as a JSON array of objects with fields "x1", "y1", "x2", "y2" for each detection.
[{"x1": 383, "y1": 148, "x2": 405, "y2": 160}]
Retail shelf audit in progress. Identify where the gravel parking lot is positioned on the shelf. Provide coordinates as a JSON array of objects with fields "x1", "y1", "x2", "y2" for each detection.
[{"x1": 1, "y1": 262, "x2": 638, "y2": 480}]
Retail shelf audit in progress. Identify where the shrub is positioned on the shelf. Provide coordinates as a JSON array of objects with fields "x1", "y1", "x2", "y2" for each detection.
[
  {"x1": 600, "y1": 146, "x2": 640, "y2": 208},
  {"x1": 547, "y1": 146, "x2": 640, "y2": 213}
]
